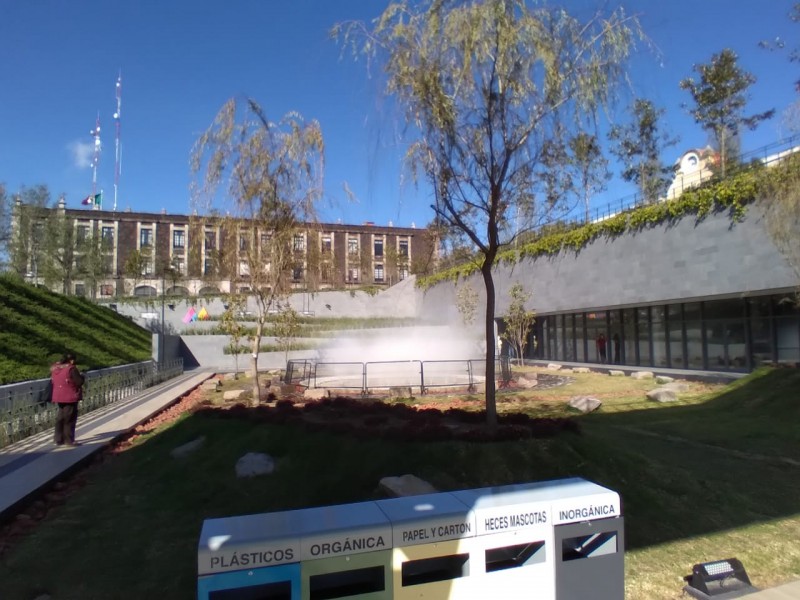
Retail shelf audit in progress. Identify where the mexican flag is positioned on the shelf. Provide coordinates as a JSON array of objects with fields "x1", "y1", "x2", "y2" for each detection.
[{"x1": 82, "y1": 192, "x2": 102, "y2": 207}]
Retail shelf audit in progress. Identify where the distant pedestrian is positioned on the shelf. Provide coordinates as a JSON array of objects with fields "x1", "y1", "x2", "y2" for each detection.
[
  {"x1": 596, "y1": 334, "x2": 607, "y2": 363},
  {"x1": 50, "y1": 353, "x2": 85, "y2": 447},
  {"x1": 612, "y1": 333, "x2": 621, "y2": 364}
]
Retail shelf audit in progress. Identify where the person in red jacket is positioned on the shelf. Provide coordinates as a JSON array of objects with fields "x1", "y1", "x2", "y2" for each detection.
[{"x1": 50, "y1": 353, "x2": 85, "y2": 447}]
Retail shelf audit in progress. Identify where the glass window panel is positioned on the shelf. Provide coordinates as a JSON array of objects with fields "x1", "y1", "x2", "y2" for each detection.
[
  {"x1": 705, "y1": 298, "x2": 744, "y2": 320},
  {"x1": 669, "y1": 319, "x2": 685, "y2": 368},
  {"x1": 747, "y1": 296, "x2": 772, "y2": 318},
  {"x1": 637, "y1": 308, "x2": 651, "y2": 365},
  {"x1": 727, "y1": 321, "x2": 747, "y2": 370},
  {"x1": 586, "y1": 311, "x2": 607, "y2": 363},
  {"x1": 554, "y1": 315, "x2": 564, "y2": 361},
  {"x1": 564, "y1": 315, "x2": 575, "y2": 361},
  {"x1": 668, "y1": 303, "x2": 682, "y2": 319},
  {"x1": 574, "y1": 313, "x2": 585, "y2": 362},
  {"x1": 651, "y1": 306, "x2": 667, "y2": 367},
  {"x1": 775, "y1": 317, "x2": 800, "y2": 363},
  {"x1": 749, "y1": 318, "x2": 773, "y2": 366},
  {"x1": 683, "y1": 302, "x2": 701, "y2": 321},
  {"x1": 685, "y1": 321, "x2": 704, "y2": 369},
  {"x1": 773, "y1": 295, "x2": 800, "y2": 317},
  {"x1": 623, "y1": 309, "x2": 636, "y2": 366},
  {"x1": 609, "y1": 310, "x2": 622, "y2": 365},
  {"x1": 706, "y1": 321, "x2": 727, "y2": 369}
]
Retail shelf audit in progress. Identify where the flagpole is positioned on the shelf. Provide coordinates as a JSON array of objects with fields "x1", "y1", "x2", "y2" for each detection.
[
  {"x1": 113, "y1": 72, "x2": 122, "y2": 212},
  {"x1": 90, "y1": 113, "x2": 101, "y2": 211}
]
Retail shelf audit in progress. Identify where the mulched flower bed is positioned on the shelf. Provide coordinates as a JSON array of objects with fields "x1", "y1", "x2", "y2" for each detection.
[{"x1": 195, "y1": 395, "x2": 580, "y2": 442}]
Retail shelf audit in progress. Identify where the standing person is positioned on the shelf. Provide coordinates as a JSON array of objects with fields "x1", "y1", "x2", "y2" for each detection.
[
  {"x1": 596, "y1": 333, "x2": 607, "y2": 363},
  {"x1": 50, "y1": 354, "x2": 85, "y2": 447}
]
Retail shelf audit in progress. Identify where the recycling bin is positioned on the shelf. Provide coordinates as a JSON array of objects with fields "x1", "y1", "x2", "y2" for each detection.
[
  {"x1": 198, "y1": 510, "x2": 302, "y2": 599},
  {"x1": 376, "y1": 492, "x2": 476, "y2": 599},
  {"x1": 298, "y1": 501, "x2": 393, "y2": 600},
  {"x1": 550, "y1": 477, "x2": 624, "y2": 600},
  {"x1": 453, "y1": 481, "x2": 555, "y2": 600}
]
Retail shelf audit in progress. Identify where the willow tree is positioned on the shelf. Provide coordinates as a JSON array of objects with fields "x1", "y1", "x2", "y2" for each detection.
[
  {"x1": 191, "y1": 98, "x2": 324, "y2": 402},
  {"x1": 336, "y1": 0, "x2": 640, "y2": 428}
]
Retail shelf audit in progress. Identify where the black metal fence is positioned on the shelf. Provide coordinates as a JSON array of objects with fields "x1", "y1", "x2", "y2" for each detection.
[{"x1": 0, "y1": 358, "x2": 184, "y2": 448}]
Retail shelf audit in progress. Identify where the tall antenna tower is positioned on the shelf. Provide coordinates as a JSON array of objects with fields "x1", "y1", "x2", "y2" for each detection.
[
  {"x1": 90, "y1": 113, "x2": 101, "y2": 210},
  {"x1": 113, "y1": 73, "x2": 122, "y2": 212}
]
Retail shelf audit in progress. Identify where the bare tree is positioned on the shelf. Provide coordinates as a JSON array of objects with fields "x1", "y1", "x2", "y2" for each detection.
[
  {"x1": 191, "y1": 98, "x2": 324, "y2": 403},
  {"x1": 501, "y1": 283, "x2": 536, "y2": 367},
  {"x1": 336, "y1": 0, "x2": 640, "y2": 428}
]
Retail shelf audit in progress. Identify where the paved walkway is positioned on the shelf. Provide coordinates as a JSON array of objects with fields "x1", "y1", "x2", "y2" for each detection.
[
  {"x1": 0, "y1": 369, "x2": 212, "y2": 520},
  {"x1": 749, "y1": 579, "x2": 800, "y2": 598}
]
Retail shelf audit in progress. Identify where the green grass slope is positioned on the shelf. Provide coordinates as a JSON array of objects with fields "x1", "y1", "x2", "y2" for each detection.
[{"x1": 0, "y1": 275, "x2": 152, "y2": 384}]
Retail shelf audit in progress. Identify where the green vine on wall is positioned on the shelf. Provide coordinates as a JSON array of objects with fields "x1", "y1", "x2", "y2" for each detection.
[{"x1": 418, "y1": 158, "x2": 790, "y2": 290}]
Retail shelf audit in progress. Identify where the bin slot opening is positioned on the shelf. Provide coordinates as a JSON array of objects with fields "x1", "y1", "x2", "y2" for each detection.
[
  {"x1": 309, "y1": 565, "x2": 385, "y2": 600},
  {"x1": 401, "y1": 553, "x2": 470, "y2": 587},
  {"x1": 209, "y1": 580, "x2": 292, "y2": 600},
  {"x1": 562, "y1": 532, "x2": 617, "y2": 562},
  {"x1": 485, "y1": 540, "x2": 546, "y2": 572}
]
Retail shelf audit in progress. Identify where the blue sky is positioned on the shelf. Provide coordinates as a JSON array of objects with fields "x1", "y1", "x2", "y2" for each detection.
[{"x1": 1, "y1": 0, "x2": 797, "y2": 228}]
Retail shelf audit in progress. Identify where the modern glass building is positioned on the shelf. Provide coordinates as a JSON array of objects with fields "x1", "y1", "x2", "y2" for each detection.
[{"x1": 530, "y1": 292, "x2": 800, "y2": 372}]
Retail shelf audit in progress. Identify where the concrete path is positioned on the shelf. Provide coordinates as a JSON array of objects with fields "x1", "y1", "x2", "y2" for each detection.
[
  {"x1": 749, "y1": 579, "x2": 800, "y2": 598},
  {"x1": 0, "y1": 369, "x2": 213, "y2": 520}
]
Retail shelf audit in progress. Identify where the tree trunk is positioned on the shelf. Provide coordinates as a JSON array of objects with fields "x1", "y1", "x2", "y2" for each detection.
[
  {"x1": 250, "y1": 319, "x2": 263, "y2": 406},
  {"x1": 482, "y1": 260, "x2": 497, "y2": 431}
]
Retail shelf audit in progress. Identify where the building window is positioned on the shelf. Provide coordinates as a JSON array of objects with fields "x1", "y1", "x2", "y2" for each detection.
[
  {"x1": 399, "y1": 266, "x2": 409, "y2": 281},
  {"x1": 321, "y1": 264, "x2": 331, "y2": 283},
  {"x1": 103, "y1": 254, "x2": 114, "y2": 274},
  {"x1": 204, "y1": 258, "x2": 214, "y2": 276},
  {"x1": 399, "y1": 238, "x2": 409, "y2": 257},
  {"x1": 292, "y1": 265, "x2": 304, "y2": 281},
  {"x1": 102, "y1": 226, "x2": 114, "y2": 245},
  {"x1": 76, "y1": 224, "x2": 90, "y2": 243},
  {"x1": 100, "y1": 284, "x2": 114, "y2": 297},
  {"x1": 239, "y1": 233, "x2": 249, "y2": 252},
  {"x1": 140, "y1": 227, "x2": 153, "y2": 248},
  {"x1": 293, "y1": 234, "x2": 305, "y2": 252},
  {"x1": 204, "y1": 230, "x2": 216, "y2": 250},
  {"x1": 348, "y1": 237, "x2": 359, "y2": 255},
  {"x1": 348, "y1": 268, "x2": 359, "y2": 283},
  {"x1": 239, "y1": 260, "x2": 250, "y2": 277},
  {"x1": 176, "y1": 260, "x2": 185, "y2": 275},
  {"x1": 374, "y1": 264, "x2": 384, "y2": 283},
  {"x1": 74, "y1": 283, "x2": 86, "y2": 297},
  {"x1": 374, "y1": 237, "x2": 384, "y2": 257},
  {"x1": 144, "y1": 259, "x2": 153, "y2": 276},
  {"x1": 321, "y1": 235, "x2": 332, "y2": 254},
  {"x1": 173, "y1": 230, "x2": 185, "y2": 249}
]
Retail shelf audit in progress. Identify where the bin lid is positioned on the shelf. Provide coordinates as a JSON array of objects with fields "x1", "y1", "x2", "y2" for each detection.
[
  {"x1": 198, "y1": 510, "x2": 302, "y2": 575},
  {"x1": 547, "y1": 479, "x2": 621, "y2": 525},
  {"x1": 298, "y1": 501, "x2": 392, "y2": 561},
  {"x1": 452, "y1": 482, "x2": 553, "y2": 537},
  {"x1": 376, "y1": 492, "x2": 476, "y2": 547}
]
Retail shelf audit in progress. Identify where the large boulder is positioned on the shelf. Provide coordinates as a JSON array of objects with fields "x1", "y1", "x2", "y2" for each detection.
[
  {"x1": 568, "y1": 396, "x2": 602, "y2": 413},
  {"x1": 646, "y1": 388, "x2": 678, "y2": 402},
  {"x1": 630, "y1": 371, "x2": 654, "y2": 380},
  {"x1": 236, "y1": 453, "x2": 275, "y2": 478},
  {"x1": 573, "y1": 367, "x2": 591, "y2": 374},
  {"x1": 608, "y1": 370, "x2": 625, "y2": 377},
  {"x1": 379, "y1": 475, "x2": 438, "y2": 498},
  {"x1": 223, "y1": 389, "x2": 245, "y2": 401},
  {"x1": 655, "y1": 375, "x2": 675, "y2": 384},
  {"x1": 661, "y1": 382, "x2": 690, "y2": 393},
  {"x1": 516, "y1": 375, "x2": 538, "y2": 389},
  {"x1": 546, "y1": 363, "x2": 562, "y2": 371}
]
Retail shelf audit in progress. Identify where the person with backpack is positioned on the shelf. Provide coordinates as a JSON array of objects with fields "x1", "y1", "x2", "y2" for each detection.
[{"x1": 50, "y1": 353, "x2": 85, "y2": 447}]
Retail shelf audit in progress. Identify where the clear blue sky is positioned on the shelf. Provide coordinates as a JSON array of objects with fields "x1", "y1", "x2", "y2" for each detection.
[{"x1": 1, "y1": 0, "x2": 797, "y2": 228}]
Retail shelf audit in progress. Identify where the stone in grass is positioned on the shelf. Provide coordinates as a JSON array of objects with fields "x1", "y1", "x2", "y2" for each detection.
[
  {"x1": 236, "y1": 453, "x2": 275, "y2": 478},
  {"x1": 646, "y1": 388, "x2": 678, "y2": 403},
  {"x1": 516, "y1": 375, "x2": 538, "y2": 389},
  {"x1": 656, "y1": 376, "x2": 675, "y2": 384},
  {"x1": 630, "y1": 371, "x2": 654, "y2": 380},
  {"x1": 573, "y1": 367, "x2": 591, "y2": 374},
  {"x1": 304, "y1": 388, "x2": 328, "y2": 400},
  {"x1": 201, "y1": 379, "x2": 221, "y2": 392},
  {"x1": 546, "y1": 363, "x2": 562, "y2": 371},
  {"x1": 608, "y1": 370, "x2": 625, "y2": 377},
  {"x1": 223, "y1": 389, "x2": 245, "y2": 401},
  {"x1": 171, "y1": 436, "x2": 206, "y2": 459},
  {"x1": 568, "y1": 396, "x2": 602, "y2": 413},
  {"x1": 662, "y1": 382, "x2": 690, "y2": 393},
  {"x1": 380, "y1": 474, "x2": 438, "y2": 498}
]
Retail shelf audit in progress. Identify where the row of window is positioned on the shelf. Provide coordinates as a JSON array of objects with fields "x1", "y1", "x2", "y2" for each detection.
[{"x1": 532, "y1": 294, "x2": 800, "y2": 371}]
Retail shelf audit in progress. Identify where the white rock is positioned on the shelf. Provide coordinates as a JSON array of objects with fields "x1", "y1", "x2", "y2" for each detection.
[
  {"x1": 236, "y1": 453, "x2": 275, "y2": 478},
  {"x1": 304, "y1": 388, "x2": 328, "y2": 400},
  {"x1": 573, "y1": 367, "x2": 591, "y2": 374},
  {"x1": 546, "y1": 363, "x2": 562, "y2": 371},
  {"x1": 568, "y1": 396, "x2": 602, "y2": 413},
  {"x1": 630, "y1": 371, "x2": 654, "y2": 380},
  {"x1": 608, "y1": 370, "x2": 625, "y2": 377},
  {"x1": 223, "y1": 389, "x2": 245, "y2": 401},
  {"x1": 379, "y1": 474, "x2": 438, "y2": 498},
  {"x1": 516, "y1": 375, "x2": 538, "y2": 389},
  {"x1": 655, "y1": 376, "x2": 675, "y2": 384},
  {"x1": 646, "y1": 388, "x2": 678, "y2": 402},
  {"x1": 170, "y1": 436, "x2": 206, "y2": 459}
]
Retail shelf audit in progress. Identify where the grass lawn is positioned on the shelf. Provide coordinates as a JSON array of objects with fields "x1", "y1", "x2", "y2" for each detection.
[{"x1": 1, "y1": 367, "x2": 799, "y2": 599}]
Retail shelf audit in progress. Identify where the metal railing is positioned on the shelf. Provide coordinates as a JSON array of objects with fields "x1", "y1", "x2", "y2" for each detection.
[
  {"x1": 308, "y1": 357, "x2": 509, "y2": 395},
  {"x1": 0, "y1": 358, "x2": 184, "y2": 448}
]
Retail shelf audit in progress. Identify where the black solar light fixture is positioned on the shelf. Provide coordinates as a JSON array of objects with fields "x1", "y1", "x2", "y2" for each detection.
[{"x1": 683, "y1": 558, "x2": 759, "y2": 599}]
